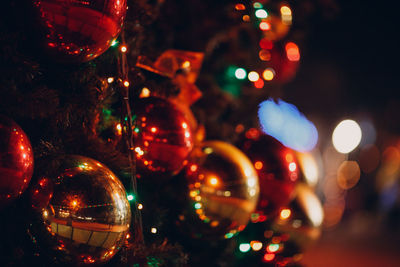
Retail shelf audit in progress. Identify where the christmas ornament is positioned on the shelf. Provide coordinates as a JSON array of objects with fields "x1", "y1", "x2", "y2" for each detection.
[
  {"x1": 235, "y1": 184, "x2": 323, "y2": 266},
  {"x1": 0, "y1": 115, "x2": 34, "y2": 207},
  {"x1": 239, "y1": 130, "x2": 299, "y2": 219},
  {"x1": 259, "y1": 40, "x2": 300, "y2": 84},
  {"x1": 136, "y1": 50, "x2": 205, "y2": 143},
  {"x1": 272, "y1": 183, "x2": 324, "y2": 248},
  {"x1": 178, "y1": 141, "x2": 259, "y2": 240},
  {"x1": 31, "y1": 0, "x2": 127, "y2": 62},
  {"x1": 30, "y1": 155, "x2": 131, "y2": 265},
  {"x1": 132, "y1": 97, "x2": 193, "y2": 176}
]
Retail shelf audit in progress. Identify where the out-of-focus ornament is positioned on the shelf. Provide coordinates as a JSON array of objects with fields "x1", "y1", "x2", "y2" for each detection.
[
  {"x1": 0, "y1": 116, "x2": 34, "y2": 207},
  {"x1": 132, "y1": 97, "x2": 193, "y2": 176},
  {"x1": 259, "y1": 40, "x2": 300, "y2": 84},
  {"x1": 273, "y1": 183, "x2": 324, "y2": 248},
  {"x1": 235, "y1": 184, "x2": 323, "y2": 266},
  {"x1": 178, "y1": 141, "x2": 259, "y2": 240},
  {"x1": 31, "y1": 0, "x2": 127, "y2": 62},
  {"x1": 239, "y1": 130, "x2": 299, "y2": 219},
  {"x1": 30, "y1": 155, "x2": 131, "y2": 265}
]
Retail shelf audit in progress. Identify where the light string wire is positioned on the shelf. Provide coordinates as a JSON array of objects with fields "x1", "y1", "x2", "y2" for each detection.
[{"x1": 118, "y1": 28, "x2": 144, "y2": 245}]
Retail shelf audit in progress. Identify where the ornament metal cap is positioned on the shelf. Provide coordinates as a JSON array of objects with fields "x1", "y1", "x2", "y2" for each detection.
[{"x1": 136, "y1": 50, "x2": 204, "y2": 83}]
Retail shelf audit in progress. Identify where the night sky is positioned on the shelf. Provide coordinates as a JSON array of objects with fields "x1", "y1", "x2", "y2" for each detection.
[{"x1": 287, "y1": 0, "x2": 400, "y2": 132}]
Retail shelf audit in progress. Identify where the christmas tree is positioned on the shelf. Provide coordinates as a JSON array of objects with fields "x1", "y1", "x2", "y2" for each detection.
[{"x1": 2, "y1": 0, "x2": 398, "y2": 266}]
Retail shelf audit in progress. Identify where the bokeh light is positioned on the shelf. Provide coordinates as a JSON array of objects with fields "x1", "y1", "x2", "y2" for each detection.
[
  {"x1": 258, "y1": 99, "x2": 318, "y2": 152},
  {"x1": 263, "y1": 68, "x2": 275, "y2": 81},
  {"x1": 235, "y1": 68, "x2": 247, "y2": 79},
  {"x1": 285, "y1": 42, "x2": 300, "y2": 61},
  {"x1": 259, "y1": 22, "x2": 271, "y2": 31},
  {"x1": 239, "y1": 243, "x2": 251, "y2": 253},
  {"x1": 332, "y1": 119, "x2": 362, "y2": 153},
  {"x1": 255, "y1": 9, "x2": 268, "y2": 19},
  {"x1": 248, "y1": 71, "x2": 260, "y2": 82},
  {"x1": 337, "y1": 161, "x2": 361, "y2": 190}
]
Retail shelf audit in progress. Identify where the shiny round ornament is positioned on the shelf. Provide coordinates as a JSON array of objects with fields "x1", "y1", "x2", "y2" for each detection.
[
  {"x1": 0, "y1": 116, "x2": 34, "y2": 207},
  {"x1": 273, "y1": 183, "x2": 324, "y2": 248},
  {"x1": 31, "y1": 0, "x2": 127, "y2": 62},
  {"x1": 178, "y1": 141, "x2": 259, "y2": 240},
  {"x1": 30, "y1": 155, "x2": 131, "y2": 265},
  {"x1": 239, "y1": 131, "x2": 299, "y2": 219},
  {"x1": 132, "y1": 97, "x2": 193, "y2": 177}
]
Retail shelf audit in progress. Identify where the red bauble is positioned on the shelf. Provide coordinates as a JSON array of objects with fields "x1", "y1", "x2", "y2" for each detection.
[
  {"x1": 0, "y1": 116, "x2": 34, "y2": 207},
  {"x1": 259, "y1": 40, "x2": 300, "y2": 84},
  {"x1": 133, "y1": 97, "x2": 193, "y2": 176},
  {"x1": 239, "y1": 130, "x2": 299, "y2": 219},
  {"x1": 32, "y1": 0, "x2": 127, "y2": 62}
]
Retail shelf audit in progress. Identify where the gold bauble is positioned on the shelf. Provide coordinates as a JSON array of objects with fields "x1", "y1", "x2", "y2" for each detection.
[
  {"x1": 31, "y1": 155, "x2": 131, "y2": 265},
  {"x1": 273, "y1": 183, "x2": 324, "y2": 247},
  {"x1": 178, "y1": 141, "x2": 259, "y2": 240}
]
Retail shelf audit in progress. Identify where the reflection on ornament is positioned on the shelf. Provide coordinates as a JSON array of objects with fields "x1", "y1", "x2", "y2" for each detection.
[
  {"x1": 239, "y1": 131, "x2": 299, "y2": 219},
  {"x1": 0, "y1": 116, "x2": 34, "y2": 207},
  {"x1": 30, "y1": 177, "x2": 53, "y2": 210},
  {"x1": 178, "y1": 141, "x2": 259, "y2": 240},
  {"x1": 30, "y1": 155, "x2": 131, "y2": 265},
  {"x1": 32, "y1": 0, "x2": 127, "y2": 62},
  {"x1": 132, "y1": 97, "x2": 193, "y2": 176}
]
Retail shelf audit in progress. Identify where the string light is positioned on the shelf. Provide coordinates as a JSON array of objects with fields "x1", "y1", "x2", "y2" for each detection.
[
  {"x1": 235, "y1": 68, "x2": 247, "y2": 79},
  {"x1": 251, "y1": 241, "x2": 263, "y2": 251},
  {"x1": 254, "y1": 161, "x2": 263, "y2": 170},
  {"x1": 267, "y1": 243, "x2": 280, "y2": 253},
  {"x1": 209, "y1": 177, "x2": 219, "y2": 186},
  {"x1": 111, "y1": 39, "x2": 118, "y2": 47},
  {"x1": 239, "y1": 243, "x2": 251, "y2": 253},
  {"x1": 151, "y1": 227, "x2": 157, "y2": 234},
  {"x1": 285, "y1": 42, "x2": 300, "y2": 61},
  {"x1": 254, "y1": 78, "x2": 264, "y2": 88},
  {"x1": 123, "y1": 81, "x2": 130, "y2": 87},
  {"x1": 259, "y1": 22, "x2": 271, "y2": 31},
  {"x1": 280, "y1": 208, "x2": 291, "y2": 219},
  {"x1": 289, "y1": 162, "x2": 297, "y2": 172},
  {"x1": 235, "y1": 4, "x2": 246, "y2": 10},
  {"x1": 248, "y1": 71, "x2": 259, "y2": 82},
  {"x1": 264, "y1": 253, "x2": 275, "y2": 262},
  {"x1": 138, "y1": 203, "x2": 143, "y2": 210},
  {"x1": 116, "y1": 123, "x2": 122, "y2": 135},
  {"x1": 263, "y1": 68, "x2": 275, "y2": 81},
  {"x1": 107, "y1": 77, "x2": 114, "y2": 83},
  {"x1": 255, "y1": 9, "x2": 268, "y2": 19},
  {"x1": 120, "y1": 45, "x2": 127, "y2": 53},
  {"x1": 140, "y1": 87, "x2": 151, "y2": 98},
  {"x1": 127, "y1": 194, "x2": 135, "y2": 201},
  {"x1": 253, "y1": 2, "x2": 263, "y2": 9}
]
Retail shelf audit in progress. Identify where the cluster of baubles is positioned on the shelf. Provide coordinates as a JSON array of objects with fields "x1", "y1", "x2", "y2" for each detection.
[{"x1": 1, "y1": 116, "x2": 132, "y2": 265}]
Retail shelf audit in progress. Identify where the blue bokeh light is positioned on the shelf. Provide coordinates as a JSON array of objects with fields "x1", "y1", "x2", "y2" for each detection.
[{"x1": 258, "y1": 99, "x2": 318, "y2": 152}]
